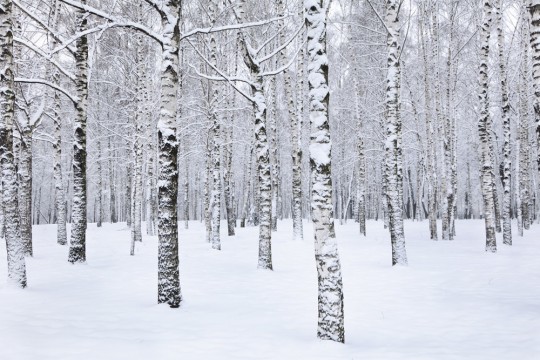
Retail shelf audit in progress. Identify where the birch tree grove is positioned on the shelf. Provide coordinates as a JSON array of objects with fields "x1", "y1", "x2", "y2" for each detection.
[{"x1": 3, "y1": 0, "x2": 540, "y2": 347}]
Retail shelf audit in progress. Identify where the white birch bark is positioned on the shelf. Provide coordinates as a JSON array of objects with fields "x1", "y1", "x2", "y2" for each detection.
[
  {"x1": 292, "y1": 26, "x2": 304, "y2": 241},
  {"x1": 496, "y1": 0, "x2": 512, "y2": 245},
  {"x1": 528, "y1": 0, "x2": 540, "y2": 179},
  {"x1": 156, "y1": 0, "x2": 182, "y2": 308},
  {"x1": 68, "y1": 0, "x2": 89, "y2": 263},
  {"x1": 478, "y1": 0, "x2": 497, "y2": 253},
  {"x1": 306, "y1": 0, "x2": 344, "y2": 343},
  {"x1": 385, "y1": 0, "x2": 408, "y2": 265},
  {"x1": 1, "y1": 0, "x2": 26, "y2": 287}
]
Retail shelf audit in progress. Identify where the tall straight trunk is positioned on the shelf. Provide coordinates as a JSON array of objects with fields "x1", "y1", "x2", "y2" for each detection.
[
  {"x1": 156, "y1": 0, "x2": 182, "y2": 308},
  {"x1": 306, "y1": 0, "x2": 344, "y2": 343},
  {"x1": 291, "y1": 26, "x2": 304, "y2": 241},
  {"x1": 478, "y1": 0, "x2": 497, "y2": 253},
  {"x1": 0, "y1": 179, "x2": 4, "y2": 239},
  {"x1": 519, "y1": 29, "x2": 531, "y2": 231},
  {"x1": 0, "y1": 0, "x2": 25, "y2": 283},
  {"x1": 430, "y1": 3, "x2": 450, "y2": 241},
  {"x1": 445, "y1": 3, "x2": 457, "y2": 240},
  {"x1": 68, "y1": 0, "x2": 89, "y2": 263},
  {"x1": 236, "y1": 0, "x2": 272, "y2": 270},
  {"x1": 183, "y1": 156, "x2": 189, "y2": 229},
  {"x1": 515, "y1": 138, "x2": 524, "y2": 236},
  {"x1": 420, "y1": 9, "x2": 437, "y2": 240},
  {"x1": 131, "y1": 24, "x2": 145, "y2": 251},
  {"x1": 18, "y1": 129, "x2": 33, "y2": 256},
  {"x1": 210, "y1": 119, "x2": 221, "y2": 250},
  {"x1": 49, "y1": 0, "x2": 67, "y2": 245},
  {"x1": 95, "y1": 113, "x2": 103, "y2": 228},
  {"x1": 224, "y1": 124, "x2": 235, "y2": 236},
  {"x1": 528, "y1": 0, "x2": 540, "y2": 179},
  {"x1": 204, "y1": 138, "x2": 212, "y2": 242},
  {"x1": 497, "y1": 0, "x2": 512, "y2": 245},
  {"x1": 354, "y1": 79, "x2": 366, "y2": 236},
  {"x1": 241, "y1": 146, "x2": 253, "y2": 228},
  {"x1": 385, "y1": 0, "x2": 408, "y2": 265},
  {"x1": 125, "y1": 165, "x2": 132, "y2": 226},
  {"x1": 269, "y1": 75, "x2": 279, "y2": 232},
  {"x1": 209, "y1": 0, "x2": 221, "y2": 250},
  {"x1": 109, "y1": 136, "x2": 117, "y2": 223}
]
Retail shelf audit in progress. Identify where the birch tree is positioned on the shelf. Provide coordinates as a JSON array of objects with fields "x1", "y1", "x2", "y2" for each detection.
[
  {"x1": 306, "y1": 0, "x2": 344, "y2": 343},
  {"x1": 1, "y1": 0, "x2": 27, "y2": 287}
]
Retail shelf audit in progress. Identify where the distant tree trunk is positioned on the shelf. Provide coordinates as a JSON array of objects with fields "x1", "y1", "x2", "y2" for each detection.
[
  {"x1": 385, "y1": 0, "x2": 408, "y2": 265},
  {"x1": 125, "y1": 164, "x2": 132, "y2": 227},
  {"x1": 515, "y1": 137, "x2": 524, "y2": 236},
  {"x1": 68, "y1": 0, "x2": 89, "y2": 264},
  {"x1": 291, "y1": 26, "x2": 304, "y2": 241},
  {"x1": 420, "y1": 9, "x2": 437, "y2": 240},
  {"x1": 131, "y1": 24, "x2": 145, "y2": 251},
  {"x1": 306, "y1": 0, "x2": 344, "y2": 343},
  {"x1": 109, "y1": 136, "x2": 117, "y2": 223},
  {"x1": 96, "y1": 121, "x2": 103, "y2": 228},
  {"x1": 355, "y1": 79, "x2": 366, "y2": 236},
  {"x1": 18, "y1": 128, "x2": 33, "y2": 256},
  {"x1": 50, "y1": 0, "x2": 67, "y2": 244},
  {"x1": 0, "y1": 0, "x2": 26, "y2": 286},
  {"x1": 204, "y1": 134, "x2": 212, "y2": 242},
  {"x1": 241, "y1": 147, "x2": 253, "y2": 228},
  {"x1": 224, "y1": 125, "x2": 235, "y2": 236},
  {"x1": 478, "y1": 0, "x2": 497, "y2": 253},
  {"x1": 497, "y1": 0, "x2": 512, "y2": 245}
]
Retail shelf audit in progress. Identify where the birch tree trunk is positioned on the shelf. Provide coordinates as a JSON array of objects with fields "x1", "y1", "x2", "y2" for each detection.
[
  {"x1": 385, "y1": 0, "x2": 408, "y2": 265},
  {"x1": 292, "y1": 26, "x2": 304, "y2": 241},
  {"x1": 528, "y1": 0, "x2": 540, "y2": 179},
  {"x1": 519, "y1": 19, "x2": 531, "y2": 231},
  {"x1": 156, "y1": 0, "x2": 182, "y2": 308},
  {"x1": 478, "y1": 0, "x2": 497, "y2": 253},
  {"x1": 209, "y1": 0, "x2": 221, "y2": 250},
  {"x1": 306, "y1": 0, "x2": 344, "y2": 343},
  {"x1": 18, "y1": 128, "x2": 33, "y2": 256},
  {"x1": 354, "y1": 79, "x2": 366, "y2": 236},
  {"x1": 497, "y1": 0, "x2": 512, "y2": 245},
  {"x1": 1, "y1": 0, "x2": 26, "y2": 287},
  {"x1": 131, "y1": 21, "x2": 145, "y2": 250},
  {"x1": 68, "y1": 0, "x2": 89, "y2": 263},
  {"x1": 49, "y1": 0, "x2": 67, "y2": 245},
  {"x1": 420, "y1": 9, "x2": 438, "y2": 240}
]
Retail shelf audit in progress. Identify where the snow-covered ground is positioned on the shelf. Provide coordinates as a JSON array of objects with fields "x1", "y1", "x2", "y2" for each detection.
[{"x1": 1, "y1": 220, "x2": 539, "y2": 360}]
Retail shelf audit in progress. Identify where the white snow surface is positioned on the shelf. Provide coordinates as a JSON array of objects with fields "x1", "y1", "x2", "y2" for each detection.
[{"x1": 1, "y1": 220, "x2": 539, "y2": 359}]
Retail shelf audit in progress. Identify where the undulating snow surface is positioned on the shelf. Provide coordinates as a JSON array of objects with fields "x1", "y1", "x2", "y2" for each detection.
[{"x1": 1, "y1": 220, "x2": 539, "y2": 359}]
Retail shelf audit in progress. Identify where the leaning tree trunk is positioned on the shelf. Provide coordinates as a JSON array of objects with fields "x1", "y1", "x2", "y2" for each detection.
[
  {"x1": 385, "y1": 0, "x2": 408, "y2": 265},
  {"x1": 68, "y1": 0, "x2": 89, "y2": 264},
  {"x1": 478, "y1": 0, "x2": 497, "y2": 253},
  {"x1": 497, "y1": 0, "x2": 512, "y2": 245},
  {"x1": 156, "y1": 1, "x2": 182, "y2": 308},
  {"x1": 1, "y1": 0, "x2": 26, "y2": 287},
  {"x1": 306, "y1": 0, "x2": 344, "y2": 343}
]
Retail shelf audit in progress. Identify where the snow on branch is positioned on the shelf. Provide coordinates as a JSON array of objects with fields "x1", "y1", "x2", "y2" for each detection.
[
  {"x1": 258, "y1": 23, "x2": 304, "y2": 64},
  {"x1": 58, "y1": 0, "x2": 164, "y2": 45},
  {"x1": 180, "y1": 15, "x2": 289, "y2": 40},
  {"x1": 13, "y1": 37, "x2": 76, "y2": 82},
  {"x1": 260, "y1": 38, "x2": 305, "y2": 77},
  {"x1": 15, "y1": 78, "x2": 79, "y2": 105},
  {"x1": 13, "y1": 0, "x2": 76, "y2": 55},
  {"x1": 186, "y1": 39, "x2": 255, "y2": 103}
]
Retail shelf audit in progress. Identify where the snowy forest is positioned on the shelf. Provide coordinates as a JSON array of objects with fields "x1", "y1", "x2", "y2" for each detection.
[{"x1": 1, "y1": 0, "x2": 539, "y2": 358}]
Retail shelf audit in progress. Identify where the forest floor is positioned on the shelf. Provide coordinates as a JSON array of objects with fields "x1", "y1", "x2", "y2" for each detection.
[{"x1": 1, "y1": 219, "x2": 539, "y2": 359}]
